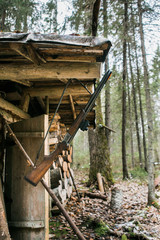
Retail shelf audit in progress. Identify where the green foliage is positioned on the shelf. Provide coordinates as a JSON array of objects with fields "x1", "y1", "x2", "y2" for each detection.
[
  {"x1": 130, "y1": 167, "x2": 148, "y2": 181},
  {"x1": 44, "y1": 0, "x2": 58, "y2": 32}
]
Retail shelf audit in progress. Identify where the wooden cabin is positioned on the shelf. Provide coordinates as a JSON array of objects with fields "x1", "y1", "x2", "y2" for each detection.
[{"x1": 0, "y1": 32, "x2": 111, "y2": 240}]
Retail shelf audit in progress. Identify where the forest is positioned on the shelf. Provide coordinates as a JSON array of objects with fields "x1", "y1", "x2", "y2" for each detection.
[{"x1": 0, "y1": 0, "x2": 160, "y2": 239}]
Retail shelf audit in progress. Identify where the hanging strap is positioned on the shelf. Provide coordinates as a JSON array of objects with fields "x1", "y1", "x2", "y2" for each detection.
[{"x1": 34, "y1": 79, "x2": 71, "y2": 165}]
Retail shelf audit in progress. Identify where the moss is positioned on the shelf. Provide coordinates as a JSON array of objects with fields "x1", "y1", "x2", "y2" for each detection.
[
  {"x1": 49, "y1": 220, "x2": 68, "y2": 237},
  {"x1": 84, "y1": 217, "x2": 110, "y2": 236},
  {"x1": 121, "y1": 234, "x2": 128, "y2": 240}
]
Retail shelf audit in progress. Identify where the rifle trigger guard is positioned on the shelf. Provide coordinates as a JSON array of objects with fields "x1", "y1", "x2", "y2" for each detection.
[
  {"x1": 63, "y1": 132, "x2": 72, "y2": 143},
  {"x1": 79, "y1": 120, "x2": 90, "y2": 131}
]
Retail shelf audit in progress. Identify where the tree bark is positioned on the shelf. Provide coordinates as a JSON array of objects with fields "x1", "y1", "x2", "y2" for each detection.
[
  {"x1": 131, "y1": 5, "x2": 148, "y2": 171},
  {"x1": 122, "y1": 0, "x2": 129, "y2": 179},
  {"x1": 92, "y1": 0, "x2": 101, "y2": 36},
  {"x1": 1, "y1": 9, "x2": 6, "y2": 31},
  {"x1": 128, "y1": 43, "x2": 142, "y2": 168},
  {"x1": 103, "y1": 0, "x2": 111, "y2": 154},
  {"x1": 138, "y1": 0, "x2": 155, "y2": 204},
  {"x1": 126, "y1": 73, "x2": 135, "y2": 168}
]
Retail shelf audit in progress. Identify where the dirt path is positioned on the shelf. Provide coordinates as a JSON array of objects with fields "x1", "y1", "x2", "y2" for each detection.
[{"x1": 49, "y1": 170, "x2": 160, "y2": 240}]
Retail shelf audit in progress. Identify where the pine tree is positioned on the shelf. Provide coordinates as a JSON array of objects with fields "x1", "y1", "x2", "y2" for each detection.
[{"x1": 138, "y1": 0, "x2": 155, "y2": 204}]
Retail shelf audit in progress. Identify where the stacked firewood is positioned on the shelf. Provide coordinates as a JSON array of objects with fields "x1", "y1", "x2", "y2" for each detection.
[
  {"x1": 49, "y1": 113, "x2": 74, "y2": 208},
  {"x1": 49, "y1": 113, "x2": 65, "y2": 152}
]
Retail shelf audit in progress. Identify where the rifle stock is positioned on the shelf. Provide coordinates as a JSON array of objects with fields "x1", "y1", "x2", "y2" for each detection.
[
  {"x1": 25, "y1": 110, "x2": 85, "y2": 186},
  {"x1": 25, "y1": 70, "x2": 112, "y2": 186},
  {"x1": 24, "y1": 141, "x2": 67, "y2": 186}
]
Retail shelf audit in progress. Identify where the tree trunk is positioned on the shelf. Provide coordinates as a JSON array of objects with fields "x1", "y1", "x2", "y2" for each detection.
[
  {"x1": 126, "y1": 73, "x2": 135, "y2": 168},
  {"x1": 88, "y1": 0, "x2": 113, "y2": 186},
  {"x1": 1, "y1": 9, "x2": 6, "y2": 31},
  {"x1": 84, "y1": 0, "x2": 96, "y2": 35},
  {"x1": 92, "y1": 0, "x2": 101, "y2": 36},
  {"x1": 122, "y1": 0, "x2": 129, "y2": 179},
  {"x1": 128, "y1": 44, "x2": 142, "y2": 168},
  {"x1": 88, "y1": 127, "x2": 113, "y2": 185},
  {"x1": 131, "y1": 6, "x2": 148, "y2": 171},
  {"x1": 138, "y1": 0, "x2": 155, "y2": 204},
  {"x1": 103, "y1": 0, "x2": 111, "y2": 155}
]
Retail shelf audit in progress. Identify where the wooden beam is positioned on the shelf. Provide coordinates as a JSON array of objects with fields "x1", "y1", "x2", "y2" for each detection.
[
  {"x1": 39, "y1": 48, "x2": 103, "y2": 56},
  {"x1": 69, "y1": 95, "x2": 76, "y2": 120},
  {"x1": 45, "y1": 55, "x2": 96, "y2": 63},
  {"x1": 10, "y1": 42, "x2": 37, "y2": 64},
  {"x1": 26, "y1": 44, "x2": 46, "y2": 64},
  {"x1": 9, "y1": 43, "x2": 46, "y2": 65},
  {"x1": 49, "y1": 99, "x2": 88, "y2": 105},
  {"x1": 0, "y1": 109, "x2": 20, "y2": 123},
  {"x1": 0, "y1": 62, "x2": 101, "y2": 80},
  {"x1": 1, "y1": 79, "x2": 32, "y2": 87},
  {"x1": 0, "y1": 97, "x2": 30, "y2": 120},
  {"x1": 25, "y1": 84, "x2": 93, "y2": 98}
]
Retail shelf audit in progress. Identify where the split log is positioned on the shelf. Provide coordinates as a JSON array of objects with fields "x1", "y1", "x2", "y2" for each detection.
[
  {"x1": 52, "y1": 180, "x2": 67, "y2": 204},
  {"x1": 55, "y1": 155, "x2": 63, "y2": 168},
  {"x1": 50, "y1": 168, "x2": 62, "y2": 189},
  {"x1": 97, "y1": 172, "x2": 104, "y2": 193}
]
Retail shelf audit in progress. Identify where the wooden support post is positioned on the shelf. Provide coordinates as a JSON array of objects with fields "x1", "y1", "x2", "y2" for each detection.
[
  {"x1": 19, "y1": 93, "x2": 30, "y2": 113},
  {"x1": 69, "y1": 94, "x2": 77, "y2": 120},
  {"x1": 5, "y1": 121, "x2": 86, "y2": 240},
  {"x1": 36, "y1": 97, "x2": 46, "y2": 113},
  {"x1": 45, "y1": 96, "x2": 49, "y2": 114},
  {"x1": 0, "y1": 179, "x2": 11, "y2": 240}
]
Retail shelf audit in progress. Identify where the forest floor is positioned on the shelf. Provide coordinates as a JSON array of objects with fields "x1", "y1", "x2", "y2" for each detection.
[{"x1": 49, "y1": 169, "x2": 160, "y2": 240}]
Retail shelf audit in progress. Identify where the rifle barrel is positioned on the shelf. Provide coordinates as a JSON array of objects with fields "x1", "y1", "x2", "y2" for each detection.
[{"x1": 84, "y1": 70, "x2": 112, "y2": 116}]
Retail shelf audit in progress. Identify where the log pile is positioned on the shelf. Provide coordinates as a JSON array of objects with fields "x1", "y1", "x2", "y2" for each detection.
[{"x1": 49, "y1": 113, "x2": 74, "y2": 211}]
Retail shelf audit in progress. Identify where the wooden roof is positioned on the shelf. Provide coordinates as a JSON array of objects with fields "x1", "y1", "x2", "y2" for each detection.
[{"x1": 0, "y1": 33, "x2": 111, "y2": 127}]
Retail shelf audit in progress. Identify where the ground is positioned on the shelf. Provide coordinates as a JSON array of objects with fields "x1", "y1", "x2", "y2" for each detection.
[{"x1": 49, "y1": 169, "x2": 160, "y2": 240}]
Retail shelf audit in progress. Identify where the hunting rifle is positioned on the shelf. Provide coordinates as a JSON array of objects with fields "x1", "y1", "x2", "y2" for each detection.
[{"x1": 25, "y1": 70, "x2": 112, "y2": 186}]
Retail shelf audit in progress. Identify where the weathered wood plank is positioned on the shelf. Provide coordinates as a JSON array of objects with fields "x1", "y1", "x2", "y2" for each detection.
[
  {"x1": 39, "y1": 47, "x2": 103, "y2": 56},
  {"x1": 13, "y1": 132, "x2": 44, "y2": 138},
  {"x1": 0, "y1": 62, "x2": 101, "y2": 80},
  {"x1": 25, "y1": 84, "x2": 93, "y2": 98},
  {"x1": 45, "y1": 55, "x2": 96, "y2": 63}
]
